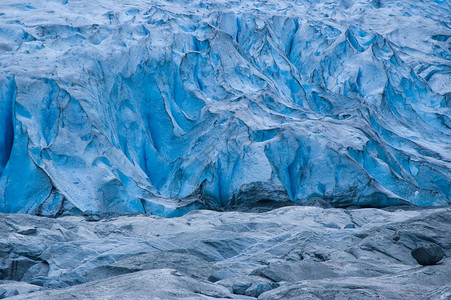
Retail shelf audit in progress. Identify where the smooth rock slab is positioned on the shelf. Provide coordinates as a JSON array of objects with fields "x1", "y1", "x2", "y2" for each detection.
[
  {"x1": 8, "y1": 269, "x2": 236, "y2": 300},
  {"x1": 86, "y1": 251, "x2": 218, "y2": 281},
  {"x1": 257, "y1": 272, "x2": 451, "y2": 300},
  {"x1": 0, "y1": 281, "x2": 41, "y2": 299},
  {"x1": 251, "y1": 261, "x2": 338, "y2": 282},
  {"x1": 217, "y1": 275, "x2": 277, "y2": 297}
]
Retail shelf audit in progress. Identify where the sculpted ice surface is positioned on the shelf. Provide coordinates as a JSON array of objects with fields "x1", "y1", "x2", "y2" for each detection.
[{"x1": 0, "y1": 0, "x2": 450, "y2": 215}]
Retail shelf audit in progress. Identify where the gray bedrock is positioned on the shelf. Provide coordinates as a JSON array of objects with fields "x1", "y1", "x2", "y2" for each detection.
[{"x1": 0, "y1": 206, "x2": 450, "y2": 299}]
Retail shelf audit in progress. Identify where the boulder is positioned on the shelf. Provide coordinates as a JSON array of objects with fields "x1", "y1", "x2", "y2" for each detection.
[{"x1": 411, "y1": 244, "x2": 445, "y2": 266}]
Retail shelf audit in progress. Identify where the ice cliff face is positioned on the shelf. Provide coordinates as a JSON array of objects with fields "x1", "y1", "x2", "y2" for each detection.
[{"x1": 0, "y1": 0, "x2": 450, "y2": 216}]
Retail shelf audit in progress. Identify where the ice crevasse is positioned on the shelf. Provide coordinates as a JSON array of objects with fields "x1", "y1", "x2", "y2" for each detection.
[{"x1": 0, "y1": 0, "x2": 450, "y2": 216}]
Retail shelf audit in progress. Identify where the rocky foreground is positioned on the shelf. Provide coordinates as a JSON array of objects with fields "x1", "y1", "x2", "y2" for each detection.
[{"x1": 1, "y1": 206, "x2": 450, "y2": 299}]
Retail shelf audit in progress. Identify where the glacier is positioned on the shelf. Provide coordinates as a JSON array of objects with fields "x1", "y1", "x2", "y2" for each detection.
[{"x1": 0, "y1": 0, "x2": 450, "y2": 216}]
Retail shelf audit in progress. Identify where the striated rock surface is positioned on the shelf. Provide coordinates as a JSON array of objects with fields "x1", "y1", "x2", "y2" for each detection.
[
  {"x1": 0, "y1": 206, "x2": 450, "y2": 299},
  {"x1": 0, "y1": 0, "x2": 450, "y2": 215}
]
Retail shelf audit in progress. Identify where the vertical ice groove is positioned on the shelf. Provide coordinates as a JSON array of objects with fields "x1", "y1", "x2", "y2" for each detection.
[{"x1": 0, "y1": 78, "x2": 15, "y2": 175}]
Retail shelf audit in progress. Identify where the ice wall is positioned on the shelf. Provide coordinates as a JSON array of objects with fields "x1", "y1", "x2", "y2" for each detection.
[{"x1": 0, "y1": 0, "x2": 450, "y2": 216}]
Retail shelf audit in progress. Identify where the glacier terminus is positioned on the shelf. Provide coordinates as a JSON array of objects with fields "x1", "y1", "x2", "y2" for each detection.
[{"x1": 0, "y1": 0, "x2": 450, "y2": 216}]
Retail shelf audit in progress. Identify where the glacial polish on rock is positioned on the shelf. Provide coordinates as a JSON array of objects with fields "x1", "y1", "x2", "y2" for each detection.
[{"x1": 1, "y1": 207, "x2": 450, "y2": 299}]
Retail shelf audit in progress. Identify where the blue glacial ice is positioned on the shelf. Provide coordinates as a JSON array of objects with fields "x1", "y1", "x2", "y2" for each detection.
[{"x1": 0, "y1": 0, "x2": 450, "y2": 216}]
